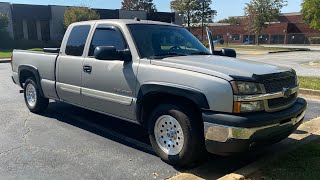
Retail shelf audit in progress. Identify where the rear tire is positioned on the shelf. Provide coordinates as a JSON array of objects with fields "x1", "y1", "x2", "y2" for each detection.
[
  {"x1": 148, "y1": 102, "x2": 205, "y2": 167},
  {"x1": 24, "y1": 78, "x2": 49, "y2": 113}
]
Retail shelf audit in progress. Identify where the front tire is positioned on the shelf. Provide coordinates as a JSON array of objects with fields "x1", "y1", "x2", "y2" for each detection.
[
  {"x1": 148, "y1": 102, "x2": 205, "y2": 167},
  {"x1": 24, "y1": 78, "x2": 49, "y2": 113}
]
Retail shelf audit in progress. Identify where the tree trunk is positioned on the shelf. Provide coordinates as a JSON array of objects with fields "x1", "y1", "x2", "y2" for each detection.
[
  {"x1": 201, "y1": 0, "x2": 204, "y2": 42},
  {"x1": 187, "y1": 11, "x2": 190, "y2": 30},
  {"x1": 256, "y1": 30, "x2": 261, "y2": 45}
]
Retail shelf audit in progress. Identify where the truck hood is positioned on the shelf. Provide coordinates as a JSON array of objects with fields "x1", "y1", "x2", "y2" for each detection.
[{"x1": 151, "y1": 55, "x2": 291, "y2": 81}]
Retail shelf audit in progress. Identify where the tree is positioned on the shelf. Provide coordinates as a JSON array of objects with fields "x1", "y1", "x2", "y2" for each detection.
[
  {"x1": 171, "y1": 0, "x2": 216, "y2": 29},
  {"x1": 171, "y1": 0, "x2": 198, "y2": 28},
  {"x1": 193, "y1": 0, "x2": 216, "y2": 24},
  {"x1": 0, "y1": 13, "x2": 12, "y2": 49},
  {"x1": 0, "y1": 13, "x2": 9, "y2": 32},
  {"x1": 64, "y1": 6, "x2": 100, "y2": 28},
  {"x1": 301, "y1": 0, "x2": 320, "y2": 31},
  {"x1": 244, "y1": 0, "x2": 287, "y2": 44},
  {"x1": 193, "y1": 0, "x2": 217, "y2": 40},
  {"x1": 218, "y1": 17, "x2": 242, "y2": 25},
  {"x1": 121, "y1": 0, "x2": 157, "y2": 13}
]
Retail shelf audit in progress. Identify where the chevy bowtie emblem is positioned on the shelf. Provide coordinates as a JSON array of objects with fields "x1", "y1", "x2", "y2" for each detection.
[{"x1": 282, "y1": 88, "x2": 292, "y2": 98}]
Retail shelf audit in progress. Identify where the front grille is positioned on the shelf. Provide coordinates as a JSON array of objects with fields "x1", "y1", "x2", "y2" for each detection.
[
  {"x1": 268, "y1": 93, "x2": 297, "y2": 109},
  {"x1": 263, "y1": 75, "x2": 297, "y2": 93}
]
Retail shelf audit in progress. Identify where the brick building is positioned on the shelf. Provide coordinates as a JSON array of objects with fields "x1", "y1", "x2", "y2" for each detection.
[{"x1": 191, "y1": 12, "x2": 320, "y2": 44}]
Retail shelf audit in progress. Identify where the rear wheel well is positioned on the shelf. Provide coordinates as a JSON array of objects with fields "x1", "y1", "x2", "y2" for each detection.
[
  {"x1": 19, "y1": 70, "x2": 35, "y2": 87},
  {"x1": 139, "y1": 93, "x2": 201, "y2": 128}
]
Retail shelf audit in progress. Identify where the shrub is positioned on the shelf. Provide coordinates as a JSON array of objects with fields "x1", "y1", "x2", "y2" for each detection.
[
  {"x1": 309, "y1": 37, "x2": 320, "y2": 44},
  {"x1": 0, "y1": 31, "x2": 14, "y2": 49},
  {"x1": 0, "y1": 13, "x2": 13, "y2": 49}
]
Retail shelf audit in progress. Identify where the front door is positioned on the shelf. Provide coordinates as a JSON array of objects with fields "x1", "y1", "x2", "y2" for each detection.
[{"x1": 81, "y1": 25, "x2": 138, "y2": 120}]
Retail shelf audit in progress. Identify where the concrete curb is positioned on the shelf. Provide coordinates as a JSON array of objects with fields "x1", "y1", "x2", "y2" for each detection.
[
  {"x1": 299, "y1": 88, "x2": 320, "y2": 97},
  {"x1": 0, "y1": 59, "x2": 11, "y2": 63},
  {"x1": 218, "y1": 117, "x2": 320, "y2": 180},
  {"x1": 268, "y1": 48, "x2": 310, "y2": 54}
]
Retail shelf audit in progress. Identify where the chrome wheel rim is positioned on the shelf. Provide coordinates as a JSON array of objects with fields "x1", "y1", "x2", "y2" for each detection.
[
  {"x1": 154, "y1": 115, "x2": 184, "y2": 155},
  {"x1": 26, "y1": 83, "x2": 37, "y2": 107}
]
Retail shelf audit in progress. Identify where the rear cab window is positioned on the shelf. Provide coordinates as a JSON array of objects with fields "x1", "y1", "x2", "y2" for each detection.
[{"x1": 65, "y1": 25, "x2": 91, "y2": 56}]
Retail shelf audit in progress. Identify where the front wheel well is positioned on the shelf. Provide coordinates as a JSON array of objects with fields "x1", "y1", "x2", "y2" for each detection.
[{"x1": 139, "y1": 93, "x2": 201, "y2": 128}]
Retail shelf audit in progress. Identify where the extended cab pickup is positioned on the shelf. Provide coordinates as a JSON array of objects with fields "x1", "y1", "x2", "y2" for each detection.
[{"x1": 11, "y1": 19, "x2": 307, "y2": 166}]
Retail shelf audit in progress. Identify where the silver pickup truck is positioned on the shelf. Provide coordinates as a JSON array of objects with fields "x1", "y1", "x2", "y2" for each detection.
[{"x1": 11, "y1": 19, "x2": 307, "y2": 166}]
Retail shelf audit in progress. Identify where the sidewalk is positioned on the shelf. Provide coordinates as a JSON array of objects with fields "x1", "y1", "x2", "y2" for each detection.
[{"x1": 263, "y1": 45, "x2": 320, "y2": 51}]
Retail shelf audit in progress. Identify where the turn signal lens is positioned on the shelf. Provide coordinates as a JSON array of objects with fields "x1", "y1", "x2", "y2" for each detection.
[
  {"x1": 234, "y1": 101, "x2": 264, "y2": 113},
  {"x1": 234, "y1": 102, "x2": 241, "y2": 113}
]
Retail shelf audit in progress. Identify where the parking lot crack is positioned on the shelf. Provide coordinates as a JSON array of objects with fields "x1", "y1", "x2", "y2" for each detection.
[{"x1": 23, "y1": 112, "x2": 32, "y2": 147}]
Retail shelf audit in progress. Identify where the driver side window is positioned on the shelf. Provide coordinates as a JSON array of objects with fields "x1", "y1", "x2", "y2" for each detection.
[{"x1": 88, "y1": 28, "x2": 127, "y2": 57}]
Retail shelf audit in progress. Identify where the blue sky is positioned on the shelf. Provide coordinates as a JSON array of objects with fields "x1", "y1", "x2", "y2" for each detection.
[{"x1": 1, "y1": 0, "x2": 303, "y2": 21}]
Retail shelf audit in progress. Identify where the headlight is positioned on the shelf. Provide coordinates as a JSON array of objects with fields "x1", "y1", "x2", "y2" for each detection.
[
  {"x1": 234, "y1": 101, "x2": 264, "y2": 113},
  {"x1": 231, "y1": 81, "x2": 262, "y2": 95},
  {"x1": 232, "y1": 81, "x2": 264, "y2": 113}
]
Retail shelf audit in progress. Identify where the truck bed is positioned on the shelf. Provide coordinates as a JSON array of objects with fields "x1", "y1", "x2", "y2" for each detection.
[{"x1": 12, "y1": 49, "x2": 59, "y2": 99}]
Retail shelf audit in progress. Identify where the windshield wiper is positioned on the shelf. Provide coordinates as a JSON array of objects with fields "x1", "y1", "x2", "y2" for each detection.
[
  {"x1": 190, "y1": 52, "x2": 212, "y2": 55},
  {"x1": 149, "y1": 52, "x2": 188, "y2": 59}
]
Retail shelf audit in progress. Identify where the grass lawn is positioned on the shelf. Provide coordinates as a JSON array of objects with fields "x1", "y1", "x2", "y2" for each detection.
[
  {"x1": 249, "y1": 138, "x2": 320, "y2": 180},
  {"x1": 299, "y1": 76, "x2": 320, "y2": 90},
  {"x1": 0, "y1": 49, "x2": 13, "y2": 59},
  {"x1": 0, "y1": 48, "x2": 43, "y2": 59}
]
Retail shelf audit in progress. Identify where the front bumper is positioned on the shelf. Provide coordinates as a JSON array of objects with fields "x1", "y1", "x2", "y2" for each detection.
[{"x1": 203, "y1": 98, "x2": 307, "y2": 155}]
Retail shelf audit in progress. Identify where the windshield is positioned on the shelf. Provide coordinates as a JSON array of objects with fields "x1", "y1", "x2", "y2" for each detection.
[{"x1": 128, "y1": 24, "x2": 211, "y2": 59}]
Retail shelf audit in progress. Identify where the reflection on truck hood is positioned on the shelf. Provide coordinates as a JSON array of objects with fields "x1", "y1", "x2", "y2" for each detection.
[{"x1": 151, "y1": 55, "x2": 291, "y2": 81}]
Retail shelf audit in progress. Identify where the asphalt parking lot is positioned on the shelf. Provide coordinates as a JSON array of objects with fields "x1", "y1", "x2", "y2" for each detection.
[
  {"x1": 1, "y1": 62, "x2": 320, "y2": 180},
  {"x1": 238, "y1": 50, "x2": 320, "y2": 77}
]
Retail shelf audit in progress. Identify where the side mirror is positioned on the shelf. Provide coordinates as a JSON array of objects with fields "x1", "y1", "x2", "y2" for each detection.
[
  {"x1": 221, "y1": 48, "x2": 237, "y2": 58},
  {"x1": 94, "y1": 46, "x2": 132, "y2": 62},
  {"x1": 213, "y1": 48, "x2": 237, "y2": 58}
]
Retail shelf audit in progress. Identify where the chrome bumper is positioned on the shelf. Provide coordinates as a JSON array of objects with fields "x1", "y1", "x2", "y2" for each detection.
[{"x1": 204, "y1": 110, "x2": 305, "y2": 143}]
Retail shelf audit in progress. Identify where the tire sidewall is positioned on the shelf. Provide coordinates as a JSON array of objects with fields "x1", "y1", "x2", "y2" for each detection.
[
  {"x1": 148, "y1": 104, "x2": 201, "y2": 166},
  {"x1": 24, "y1": 78, "x2": 39, "y2": 110}
]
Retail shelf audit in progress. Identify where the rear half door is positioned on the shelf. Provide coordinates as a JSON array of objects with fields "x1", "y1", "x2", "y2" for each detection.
[{"x1": 56, "y1": 25, "x2": 92, "y2": 105}]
